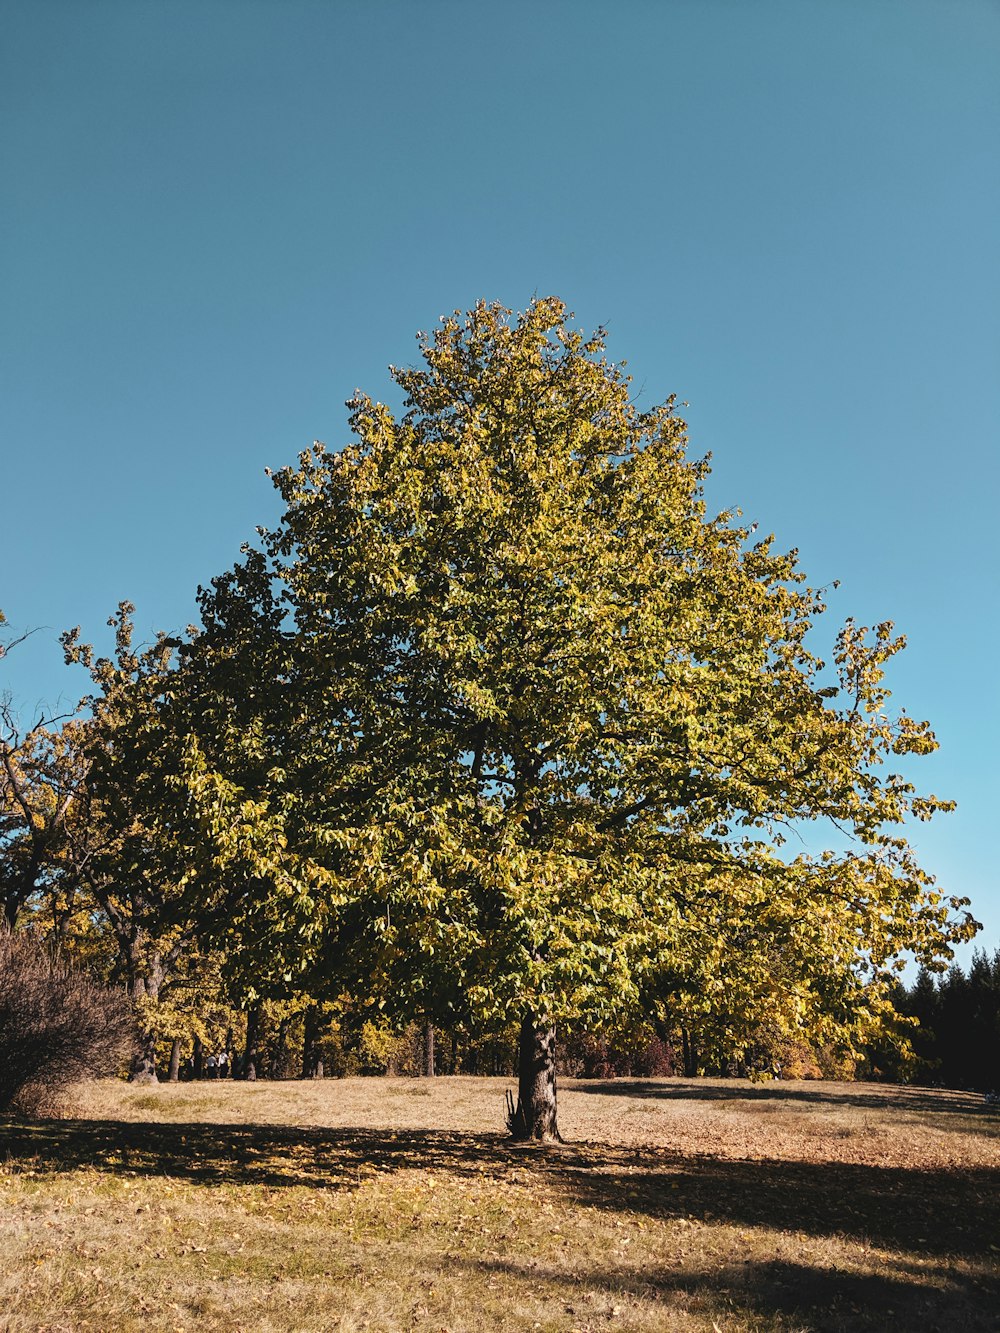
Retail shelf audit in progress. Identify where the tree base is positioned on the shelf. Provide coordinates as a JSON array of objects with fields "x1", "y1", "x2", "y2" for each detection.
[
  {"x1": 128, "y1": 1068, "x2": 158, "y2": 1085},
  {"x1": 505, "y1": 1088, "x2": 563, "y2": 1143}
]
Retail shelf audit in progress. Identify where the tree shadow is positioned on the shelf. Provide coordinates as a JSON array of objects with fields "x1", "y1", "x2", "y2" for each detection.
[
  {"x1": 2, "y1": 1116, "x2": 998, "y2": 1266},
  {"x1": 4, "y1": 1115, "x2": 998, "y2": 1330},
  {"x1": 553, "y1": 1145, "x2": 1000, "y2": 1262},
  {"x1": 460, "y1": 1253, "x2": 1000, "y2": 1333},
  {"x1": 567, "y1": 1078, "x2": 997, "y2": 1122},
  {"x1": 0, "y1": 1117, "x2": 506, "y2": 1190}
]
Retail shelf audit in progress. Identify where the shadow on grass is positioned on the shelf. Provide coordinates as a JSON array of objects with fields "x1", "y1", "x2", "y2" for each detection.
[
  {"x1": 568, "y1": 1078, "x2": 998, "y2": 1122},
  {"x1": 2, "y1": 1116, "x2": 999, "y2": 1266},
  {"x1": 4, "y1": 1115, "x2": 999, "y2": 1332},
  {"x1": 461, "y1": 1253, "x2": 1000, "y2": 1333}
]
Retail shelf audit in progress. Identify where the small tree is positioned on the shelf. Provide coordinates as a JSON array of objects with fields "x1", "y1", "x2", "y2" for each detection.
[{"x1": 0, "y1": 930, "x2": 137, "y2": 1112}]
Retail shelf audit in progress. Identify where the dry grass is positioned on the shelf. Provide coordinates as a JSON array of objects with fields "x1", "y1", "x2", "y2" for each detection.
[{"x1": 2, "y1": 1076, "x2": 998, "y2": 1332}]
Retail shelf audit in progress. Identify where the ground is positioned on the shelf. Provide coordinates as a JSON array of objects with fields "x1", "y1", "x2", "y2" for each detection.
[{"x1": 1, "y1": 1076, "x2": 997, "y2": 1332}]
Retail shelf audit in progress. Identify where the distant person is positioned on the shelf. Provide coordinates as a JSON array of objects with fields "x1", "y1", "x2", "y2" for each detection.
[
  {"x1": 206, "y1": 1053, "x2": 217, "y2": 1080},
  {"x1": 218, "y1": 1051, "x2": 229, "y2": 1079}
]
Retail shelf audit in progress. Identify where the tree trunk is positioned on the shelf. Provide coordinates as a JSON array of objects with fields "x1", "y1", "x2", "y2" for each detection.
[
  {"x1": 270, "y1": 1016, "x2": 290, "y2": 1079},
  {"x1": 301, "y1": 1004, "x2": 321, "y2": 1079},
  {"x1": 193, "y1": 1033, "x2": 204, "y2": 1080},
  {"x1": 125, "y1": 951, "x2": 161, "y2": 1083},
  {"x1": 508, "y1": 1012, "x2": 561, "y2": 1142},
  {"x1": 301, "y1": 1007, "x2": 324, "y2": 1078},
  {"x1": 4, "y1": 895, "x2": 19, "y2": 931},
  {"x1": 423, "y1": 1020, "x2": 435, "y2": 1077},
  {"x1": 167, "y1": 1036, "x2": 182, "y2": 1082},
  {"x1": 127, "y1": 982, "x2": 158, "y2": 1083},
  {"x1": 128, "y1": 1049, "x2": 157, "y2": 1083},
  {"x1": 681, "y1": 1026, "x2": 698, "y2": 1079},
  {"x1": 243, "y1": 1003, "x2": 261, "y2": 1081}
]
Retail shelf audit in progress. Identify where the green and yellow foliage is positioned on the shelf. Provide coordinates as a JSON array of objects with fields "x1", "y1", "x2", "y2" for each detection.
[
  {"x1": 173, "y1": 298, "x2": 972, "y2": 1083},
  {"x1": 2, "y1": 298, "x2": 980, "y2": 1110}
]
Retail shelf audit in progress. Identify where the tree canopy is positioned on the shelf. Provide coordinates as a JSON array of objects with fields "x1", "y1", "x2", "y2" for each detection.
[{"x1": 164, "y1": 297, "x2": 973, "y2": 1136}]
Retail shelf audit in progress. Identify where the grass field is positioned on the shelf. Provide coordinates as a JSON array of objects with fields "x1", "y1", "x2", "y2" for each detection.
[{"x1": 2, "y1": 1076, "x2": 998, "y2": 1332}]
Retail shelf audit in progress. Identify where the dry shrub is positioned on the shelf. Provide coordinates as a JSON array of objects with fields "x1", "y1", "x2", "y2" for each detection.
[{"x1": 0, "y1": 930, "x2": 137, "y2": 1113}]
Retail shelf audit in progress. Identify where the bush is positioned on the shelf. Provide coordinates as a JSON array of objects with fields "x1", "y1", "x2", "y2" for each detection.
[{"x1": 0, "y1": 931, "x2": 137, "y2": 1113}]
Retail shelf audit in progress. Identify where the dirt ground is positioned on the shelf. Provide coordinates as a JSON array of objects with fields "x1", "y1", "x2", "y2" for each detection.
[
  {"x1": 71, "y1": 1071, "x2": 1000, "y2": 1167},
  {"x1": 2, "y1": 1076, "x2": 998, "y2": 1332}
]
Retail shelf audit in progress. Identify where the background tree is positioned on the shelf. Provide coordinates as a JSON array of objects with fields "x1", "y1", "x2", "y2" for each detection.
[
  {"x1": 61, "y1": 604, "x2": 220, "y2": 1078},
  {"x1": 890, "y1": 950, "x2": 1000, "y2": 1092},
  {"x1": 0, "y1": 609, "x2": 86, "y2": 933},
  {"x1": 0, "y1": 717, "x2": 84, "y2": 931}
]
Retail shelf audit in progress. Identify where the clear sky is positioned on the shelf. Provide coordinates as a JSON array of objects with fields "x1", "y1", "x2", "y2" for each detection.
[{"x1": 2, "y1": 1, "x2": 998, "y2": 960}]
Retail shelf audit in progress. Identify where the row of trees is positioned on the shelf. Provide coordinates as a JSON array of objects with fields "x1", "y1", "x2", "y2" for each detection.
[
  {"x1": 865, "y1": 951, "x2": 1000, "y2": 1092},
  {"x1": 1, "y1": 299, "x2": 979, "y2": 1135}
]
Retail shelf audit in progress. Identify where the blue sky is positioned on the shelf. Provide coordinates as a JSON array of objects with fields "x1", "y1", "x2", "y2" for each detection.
[{"x1": 2, "y1": 1, "x2": 998, "y2": 961}]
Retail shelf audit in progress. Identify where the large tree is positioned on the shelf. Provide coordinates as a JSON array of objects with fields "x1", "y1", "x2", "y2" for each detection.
[{"x1": 178, "y1": 299, "x2": 974, "y2": 1138}]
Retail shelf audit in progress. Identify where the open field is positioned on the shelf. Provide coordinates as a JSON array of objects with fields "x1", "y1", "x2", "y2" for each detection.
[{"x1": 2, "y1": 1077, "x2": 998, "y2": 1332}]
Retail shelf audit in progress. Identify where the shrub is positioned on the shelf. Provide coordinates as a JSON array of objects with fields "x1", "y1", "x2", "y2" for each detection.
[{"x1": 0, "y1": 930, "x2": 137, "y2": 1113}]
